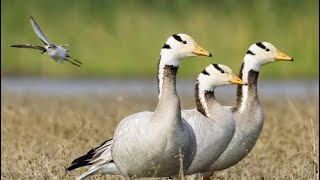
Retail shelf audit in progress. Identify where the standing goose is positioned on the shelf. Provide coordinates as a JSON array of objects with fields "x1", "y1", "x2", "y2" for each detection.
[
  {"x1": 205, "y1": 42, "x2": 293, "y2": 174},
  {"x1": 67, "y1": 33, "x2": 212, "y2": 179},
  {"x1": 179, "y1": 64, "x2": 246, "y2": 179}
]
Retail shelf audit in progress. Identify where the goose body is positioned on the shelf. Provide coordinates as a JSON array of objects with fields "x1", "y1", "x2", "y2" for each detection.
[
  {"x1": 181, "y1": 64, "x2": 246, "y2": 176},
  {"x1": 67, "y1": 33, "x2": 212, "y2": 179},
  {"x1": 208, "y1": 42, "x2": 293, "y2": 172},
  {"x1": 10, "y1": 16, "x2": 81, "y2": 67}
]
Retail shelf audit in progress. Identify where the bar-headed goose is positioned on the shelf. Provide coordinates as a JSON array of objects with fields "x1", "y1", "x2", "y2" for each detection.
[
  {"x1": 179, "y1": 64, "x2": 246, "y2": 178},
  {"x1": 207, "y1": 42, "x2": 293, "y2": 173},
  {"x1": 67, "y1": 33, "x2": 212, "y2": 179}
]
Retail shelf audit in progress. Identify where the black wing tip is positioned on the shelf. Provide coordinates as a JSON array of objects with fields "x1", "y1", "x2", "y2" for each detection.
[
  {"x1": 66, "y1": 139, "x2": 113, "y2": 171},
  {"x1": 10, "y1": 45, "x2": 24, "y2": 48},
  {"x1": 66, "y1": 152, "x2": 95, "y2": 171},
  {"x1": 65, "y1": 59, "x2": 81, "y2": 67},
  {"x1": 66, "y1": 160, "x2": 92, "y2": 171},
  {"x1": 66, "y1": 55, "x2": 83, "y2": 65}
]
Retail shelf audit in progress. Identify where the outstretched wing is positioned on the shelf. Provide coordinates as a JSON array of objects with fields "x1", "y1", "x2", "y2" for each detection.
[
  {"x1": 10, "y1": 44, "x2": 46, "y2": 52},
  {"x1": 30, "y1": 16, "x2": 51, "y2": 45}
]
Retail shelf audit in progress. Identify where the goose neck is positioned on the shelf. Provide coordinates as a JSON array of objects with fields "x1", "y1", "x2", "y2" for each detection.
[
  {"x1": 195, "y1": 81, "x2": 217, "y2": 117},
  {"x1": 235, "y1": 59, "x2": 261, "y2": 112},
  {"x1": 157, "y1": 55, "x2": 180, "y2": 99}
]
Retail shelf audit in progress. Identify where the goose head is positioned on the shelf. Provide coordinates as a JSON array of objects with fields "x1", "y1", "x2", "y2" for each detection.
[
  {"x1": 160, "y1": 33, "x2": 212, "y2": 66},
  {"x1": 198, "y1": 64, "x2": 246, "y2": 91},
  {"x1": 244, "y1": 42, "x2": 293, "y2": 70}
]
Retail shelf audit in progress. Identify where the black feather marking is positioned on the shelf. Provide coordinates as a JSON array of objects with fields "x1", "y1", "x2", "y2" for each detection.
[
  {"x1": 65, "y1": 59, "x2": 81, "y2": 67},
  {"x1": 66, "y1": 54, "x2": 82, "y2": 64},
  {"x1": 195, "y1": 81, "x2": 207, "y2": 116},
  {"x1": 157, "y1": 55, "x2": 161, "y2": 94},
  {"x1": 246, "y1": 50, "x2": 256, "y2": 55},
  {"x1": 201, "y1": 69, "x2": 210, "y2": 75},
  {"x1": 162, "y1": 44, "x2": 171, "y2": 49},
  {"x1": 40, "y1": 39, "x2": 47, "y2": 45},
  {"x1": 10, "y1": 44, "x2": 46, "y2": 52},
  {"x1": 172, "y1": 34, "x2": 183, "y2": 43},
  {"x1": 256, "y1": 42, "x2": 266, "y2": 50},
  {"x1": 212, "y1": 64, "x2": 225, "y2": 73},
  {"x1": 66, "y1": 139, "x2": 113, "y2": 171}
]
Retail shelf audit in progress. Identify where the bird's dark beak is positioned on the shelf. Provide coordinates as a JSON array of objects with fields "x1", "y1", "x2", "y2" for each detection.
[{"x1": 41, "y1": 50, "x2": 47, "y2": 54}]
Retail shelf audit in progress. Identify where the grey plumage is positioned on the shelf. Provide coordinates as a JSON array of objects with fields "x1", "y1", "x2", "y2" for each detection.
[
  {"x1": 182, "y1": 64, "x2": 245, "y2": 176},
  {"x1": 209, "y1": 42, "x2": 293, "y2": 172},
  {"x1": 67, "y1": 34, "x2": 212, "y2": 179}
]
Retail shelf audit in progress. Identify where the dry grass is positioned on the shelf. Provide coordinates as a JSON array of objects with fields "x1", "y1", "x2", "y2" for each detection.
[{"x1": 1, "y1": 93, "x2": 319, "y2": 180}]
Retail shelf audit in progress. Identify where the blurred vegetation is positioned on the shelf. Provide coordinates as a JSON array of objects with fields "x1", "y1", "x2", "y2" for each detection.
[{"x1": 1, "y1": 0, "x2": 319, "y2": 79}]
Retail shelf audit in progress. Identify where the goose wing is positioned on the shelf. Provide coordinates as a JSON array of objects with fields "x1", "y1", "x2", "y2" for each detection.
[
  {"x1": 66, "y1": 139, "x2": 113, "y2": 171},
  {"x1": 10, "y1": 44, "x2": 46, "y2": 52},
  {"x1": 30, "y1": 16, "x2": 51, "y2": 45}
]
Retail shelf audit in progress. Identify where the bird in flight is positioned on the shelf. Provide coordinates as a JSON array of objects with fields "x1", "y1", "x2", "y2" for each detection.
[{"x1": 11, "y1": 16, "x2": 82, "y2": 67}]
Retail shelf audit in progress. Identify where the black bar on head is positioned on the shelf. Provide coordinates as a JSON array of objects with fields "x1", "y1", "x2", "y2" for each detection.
[
  {"x1": 201, "y1": 69, "x2": 210, "y2": 75},
  {"x1": 172, "y1": 34, "x2": 183, "y2": 43},
  {"x1": 247, "y1": 50, "x2": 256, "y2": 55},
  {"x1": 162, "y1": 44, "x2": 171, "y2": 49},
  {"x1": 212, "y1": 64, "x2": 225, "y2": 73},
  {"x1": 256, "y1": 42, "x2": 266, "y2": 50}
]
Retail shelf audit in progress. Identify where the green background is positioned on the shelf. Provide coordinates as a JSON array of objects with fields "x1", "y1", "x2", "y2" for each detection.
[{"x1": 1, "y1": 0, "x2": 319, "y2": 79}]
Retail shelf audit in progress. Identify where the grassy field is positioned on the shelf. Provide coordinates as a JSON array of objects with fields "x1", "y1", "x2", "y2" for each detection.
[
  {"x1": 1, "y1": 0, "x2": 319, "y2": 79},
  {"x1": 1, "y1": 93, "x2": 319, "y2": 179}
]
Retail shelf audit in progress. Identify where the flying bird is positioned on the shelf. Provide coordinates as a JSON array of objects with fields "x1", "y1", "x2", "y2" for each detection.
[{"x1": 11, "y1": 16, "x2": 82, "y2": 67}]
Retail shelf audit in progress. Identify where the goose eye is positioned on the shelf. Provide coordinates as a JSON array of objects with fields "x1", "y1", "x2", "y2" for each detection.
[
  {"x1": 182, "y1": 41, "x2": 187, "y2": 44},
  {"x1": 221, "y1": 70, "x2": 225, "y2": 73},
  {"x1": 266, "y1": 48, "x2": 270, "y2": 51}
]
